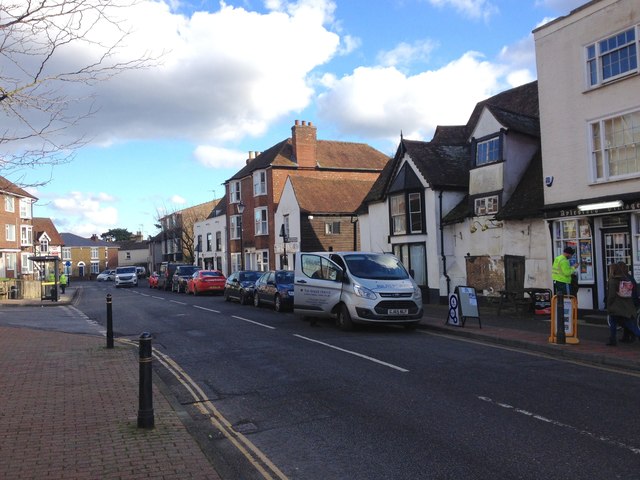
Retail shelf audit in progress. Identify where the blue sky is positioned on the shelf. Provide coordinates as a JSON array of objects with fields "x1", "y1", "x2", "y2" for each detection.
[{"x1": 8, "y1": 0, "x2": 586, "y2": 238}]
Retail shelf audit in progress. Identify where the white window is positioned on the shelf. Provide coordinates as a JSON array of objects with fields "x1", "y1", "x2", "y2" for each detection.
[
  {"x1": 409, "y1": 192, "x2": 423, "y2": 233},
  {"x1": 5, "y1": 224, "x2": 16, "y2": 242},
  {"x1": 230, "y1": 215, "x2": 242, "y2": 239},
  {"x1": 256, "y1": 251, "x2": 269, "y2": 271},
  {"x1": 253, "y1": 170, "x2": 267, "y2": 196},
  {"x1": 91, "y1": 247, "x2": 98, "y2": 259},
  {"x1": 231, "y1": 253, "x2": 242, "y2": 272},
  {"x1": 62, "y1": 248, "x2": 71, "y2": 260},
  {"x1": 5, "y1": 196, "x2": 14, "y2": 212},
  {"x1": 20, "y1": 225, "x2": 32, "y2": 246},
  {"x1": 21, "y1": 253, "x2": 33, "y2": 274},
  {"x1": 283, "y1": 214, "x2": 290, "y2": 239},
  {"x1": 390, "y1": 195, "x2": 406, "y2": 235},
  {"x1": 255, "y1": 207, "x2": 268, "y2": 236},
  {"x1": 40, "y1": 237, "x2": 49, "y2": 253},
  {"x1": 229, "y1": 181, "x2": 241, "y2": 203},
  {"x1": 325, "y1": 221, "x2": 341, "y2": 235},
  {"x1": 19, "y1": 198, "x2": 32, "y2": 219},
  {"x1": 6, "y1": 253, "x2": 16, "y2": 271},
  {"x1": 591, "y1": 110, "x2": 640, "y2": 181},
  {"x1": 587, "y1": 27, "x2": 638, "y2": 88},
  {"x1": 476, "y1": 137, "x2": 501, "y2": 166},
  {"x1": 91, "y1": 262, "x2": 100, "y2": 274},
  {"x1": 474, "y1": 196, "x2": 499, "y2": 216}
]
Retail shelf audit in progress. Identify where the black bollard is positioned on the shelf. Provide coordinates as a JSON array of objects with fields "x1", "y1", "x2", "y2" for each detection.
[
  {"x1": 137, "y1": 332, "x2": 155, "y2": 429},
  {"x1": 556, "y1": 292, "x2": 566, "y2": 344},
  {"x1": 106, "y1": 294, "x2": 114, "y2": 349}
]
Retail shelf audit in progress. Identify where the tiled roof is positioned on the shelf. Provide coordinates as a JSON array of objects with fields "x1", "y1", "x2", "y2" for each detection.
[
  {"x1": 402, "y1": 139, "x2": 470, "y2": 189},
  {"x1": 0, "y1": 175, "x2": 37, "y2": 200},
  {"x1": 496, "y1": 149, "x2": 544, "y2": 220},
  {"x1": 487, "y1": 105, "x2": 540, "y2": 138},
  {"x1": 60, "y1": 233, "x2": 115, "y2": 247},
  {"x1": 228, "y1": 138, "x2": 389, "y2": 181},
  {"x1": 117, "y1": 240, "x2": 148, "y2": 251},
  {"x1": 32, "y1": 218, "x2": 63, "y2": 245},
  {"x1": 290, "y1": 176, "x2": 378, "y2": 214}
]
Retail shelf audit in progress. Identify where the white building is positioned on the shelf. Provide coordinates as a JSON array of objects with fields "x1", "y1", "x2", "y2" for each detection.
[
  {"x1": 534, "y1": 0, "x2": 640, "y2": 309},
  {"x1": 193, "y1": 198, "x2": 228, "y2": 275}
]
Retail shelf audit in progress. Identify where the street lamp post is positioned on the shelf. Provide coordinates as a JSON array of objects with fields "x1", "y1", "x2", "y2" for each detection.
[{"x1": 237, "y1": 201, "x2": 245, "y2": 270}]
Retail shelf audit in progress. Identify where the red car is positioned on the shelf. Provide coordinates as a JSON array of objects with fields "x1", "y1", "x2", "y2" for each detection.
[{"x1": 187, "y1": 270, "x2": 226, "y2": 296}]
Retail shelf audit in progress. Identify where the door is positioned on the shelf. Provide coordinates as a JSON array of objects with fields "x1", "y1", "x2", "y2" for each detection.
[
  {"x1": 602, "y1": 229, "x2": 632, "y2": 284},
  {"x1": 294, "y1": 253, "x2": 343, "y2": 317},
  {"x1": 504, "y1": 255, "x2": 525, "y2": 292}
]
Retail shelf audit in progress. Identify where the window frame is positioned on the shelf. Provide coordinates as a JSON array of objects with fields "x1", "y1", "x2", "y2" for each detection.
[
  {"x1": 255, "y1": 207, "x2": 268, "y2": 236},
  {"x1": 590, "y1": 109, "x2": 640, "y2": 181},
  {"x1": 229, "y1": 181, "x2": 241, "y2": 204},
  {"x1": 390, "y1": 194, "x2": 406, "y2": 235},
  {"x1": 475, "y1": 136, "x2": 502, "y2": 166},
  {"x1": 230, "y1": 215, "x2": 241, "y2": 240},
  {"x1": 474, "y1": 195, "x2": 499, "y2": 216},
  {"x1": 586, "y1": 26, "x2": 638, "y2": 88},
  {"x1": 5, "y1": 224, "x2": 16, "y2": 242},
  {"x1": 253, "y1": 170, "x2": 267, "y2": 196},
  {"x1": 20, "y1": 225, "x2": 32, "y2": 246},
  {"x1": 325, "y1": 221, "x2": 341, "y2": 235},
  {"x1": 5, "y1": 195, "x2": 14, "y2": 213}
]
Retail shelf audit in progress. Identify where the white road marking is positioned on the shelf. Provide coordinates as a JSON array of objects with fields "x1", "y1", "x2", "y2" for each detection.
[
  {"x1": 232, "y1": 315, "x2": 275, "y2": 329},
  {"x1": 294, "y1": 334, "x2": 409, "y2": 372},
  {"x1": 478, "y1": 395, "x2": 640, "y2": 455},
  {"x1": 194, "y1": 305, "x2": 221, "y2": 313}
]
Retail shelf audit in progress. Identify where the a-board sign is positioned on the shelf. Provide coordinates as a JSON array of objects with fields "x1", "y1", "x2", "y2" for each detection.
[{"x1": 456, "y1": 286, "x2": 479, "y2": 318}]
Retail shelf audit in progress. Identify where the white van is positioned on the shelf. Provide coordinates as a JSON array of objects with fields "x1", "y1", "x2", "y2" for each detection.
[{"x1": 294, "y1": 251, "x2": 423, "y2": 330}]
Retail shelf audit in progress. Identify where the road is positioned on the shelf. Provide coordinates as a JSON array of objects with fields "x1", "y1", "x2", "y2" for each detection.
[{"x1": 3, "y1": 280, "x2": 640, "y2": 480}]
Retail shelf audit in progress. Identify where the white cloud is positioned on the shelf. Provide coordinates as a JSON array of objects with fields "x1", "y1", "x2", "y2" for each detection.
[
  {"x1": 317, "y1": 51, "x2": 508, "y2": 143},
  {"x1": 377, "y1": 40, "x2": 438, "y2": 69},
  {"x1": 46, "y1": 191, "x2": 119, "y2": 235},
  {"x1": 427, "y1": 0, "x2": 499, "y2": 20},
  {"x1": 193, "y1": 145, "x2": 249, "y2": 169},
  {"x1": 534, "y1": 0, "x2": 586, "y2": 14},
  {"x1": 170, "y1": 195, "x2": 187, "y2": 205}
]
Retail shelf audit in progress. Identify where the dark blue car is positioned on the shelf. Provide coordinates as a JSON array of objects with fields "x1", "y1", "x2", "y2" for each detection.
[
  {"x1": 224, "y1": 270, "x2": 261, "y2": 305},
  {"x1": 253, "y1": 270, "x2": 295, "y2": 312}
]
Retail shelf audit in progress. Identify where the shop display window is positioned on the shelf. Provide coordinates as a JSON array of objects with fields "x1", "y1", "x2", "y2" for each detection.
[{"x1": 554, "y1": 219, "x2": 593, "y2": 282}]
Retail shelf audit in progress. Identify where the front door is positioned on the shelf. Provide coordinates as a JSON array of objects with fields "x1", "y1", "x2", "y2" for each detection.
[
  {"x1": 504, "y1": 255, "x2": 525, "y2": 292},
  {"x1": 602, "y1": 229, "x2": 632, "y2": 283}
]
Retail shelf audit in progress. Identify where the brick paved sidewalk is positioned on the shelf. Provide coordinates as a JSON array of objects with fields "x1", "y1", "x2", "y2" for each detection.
[{"x1": 0, "y1": 327, "x2": 221, "y2": 480}]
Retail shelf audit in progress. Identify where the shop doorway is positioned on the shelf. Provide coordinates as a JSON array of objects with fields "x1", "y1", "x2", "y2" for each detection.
[
  {"x1": 601, "y1": 229, "x2": 631, "y2": 283},
  {"x1": 505, "y1": 255, "x2": 525, "y2": 292}
]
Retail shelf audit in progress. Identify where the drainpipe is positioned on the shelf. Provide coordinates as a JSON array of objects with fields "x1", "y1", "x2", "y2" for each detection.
[{"x1": 439, "y1": 190, "x2": 451, "y2": 298}]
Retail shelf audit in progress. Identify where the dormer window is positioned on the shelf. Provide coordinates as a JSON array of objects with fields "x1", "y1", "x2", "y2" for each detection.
[
  {"x1": 475, "y1": 195, "x2": 499, "y2": 215},
  {"x1": 475, "y1": 136, "x2": 501, "y2": 166}
]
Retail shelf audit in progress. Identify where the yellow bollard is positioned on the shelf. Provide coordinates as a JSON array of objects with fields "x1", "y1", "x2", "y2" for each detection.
[{"x1": 549, "y1": 294, "x2": 579, "y2": 344}]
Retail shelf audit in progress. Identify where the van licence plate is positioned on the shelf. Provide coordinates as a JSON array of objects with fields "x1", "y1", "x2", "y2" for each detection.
[{"x1": 388, "y1": 308, "x2": 408, "y2": 315}]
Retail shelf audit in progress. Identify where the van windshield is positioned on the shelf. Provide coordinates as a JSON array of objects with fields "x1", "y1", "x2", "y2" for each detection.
[{"x1": 343, "y1": 254, "x2": 409, "y2": 280}]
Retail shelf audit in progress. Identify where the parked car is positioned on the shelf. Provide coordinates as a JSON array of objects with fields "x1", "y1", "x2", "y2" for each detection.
[
  {"x1": 172, "y1": 265, "x2": 201, "y2": 293},
  {"x1": 96, "y1": 269, "x2": 115, "y2": 282},
  {"x1": 253, "y1": 270, "x2": 295, "y2": 312},
  {"x1": 224, "y1": 270, "x2": 261, "y2": 305},
  {"x1": 136, "y1": 266, "x2": 147, "y2": 278},
  {"x1": 115, "y1": 266, "x2": 138, "y2": 288},
  {"x1": 148, "y1": 272, "x2": 159, "y2": 289},
  {"x1": 186, "y1": 270, "x2": 226, "y2": 296},
  {"x1": 158, "y1": 262, "x2": 189, "y2": 291}
]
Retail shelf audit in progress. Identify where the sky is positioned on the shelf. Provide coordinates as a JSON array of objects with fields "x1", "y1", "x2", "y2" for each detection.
[{"x1": 5, "y1": 0, "x2": 587, "y2": 238}]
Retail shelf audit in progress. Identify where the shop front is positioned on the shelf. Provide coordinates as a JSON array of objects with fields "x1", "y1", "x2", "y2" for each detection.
[{"x1": 546, "y1": 199, "x2": 640, "y2": 311}]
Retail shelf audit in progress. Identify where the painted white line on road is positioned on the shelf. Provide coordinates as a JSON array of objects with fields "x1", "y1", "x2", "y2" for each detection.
[
  {"x1": 194, "y1": 305, "x2": 221, "y2": 313},
  {"x1": 478, "y1": 395, "x2": 640, "y2": 455},
  {"x1": 169, "y1": 300, "x2": 187, "y2": 305},
  {"x1": 294, "y1": 334, "x2": 409, "y2": 372},
  {"x1": 151, "y1": 296, "x2": 166, "y2": 300},
  {"x1": 232, "y1": 315, "x2": 276, "y2": 330}
]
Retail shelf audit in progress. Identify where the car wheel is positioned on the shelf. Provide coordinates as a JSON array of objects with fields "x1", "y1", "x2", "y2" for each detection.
[
  {"x1": 239, "y1": 291, "x2": 248, "y2": 305},
  {"x1": 193, "y1": 287, "x2": 198, "y2": 296},
  {"x1": 274, "y1": 295, "x2": 282, "y2": 312},
  {"x1": 224, "y1": 290, "x2": 231, "y2": 302},
  {"x1": 253, "y1": 292, "x2": 260, "y2": 307},
  {"x1": 336, "y1": 304, "x2": 354, "y2": 331}
]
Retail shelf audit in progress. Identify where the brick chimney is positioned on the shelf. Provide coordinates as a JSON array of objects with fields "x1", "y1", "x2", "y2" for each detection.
[{"x1": 291, "y1": 120, "x2": 317, "y2": 168}]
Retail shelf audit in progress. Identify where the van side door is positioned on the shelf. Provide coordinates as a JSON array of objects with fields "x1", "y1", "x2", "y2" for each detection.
[{"x1": 294, "y1": 253, "x2": 343, "y2": 318}]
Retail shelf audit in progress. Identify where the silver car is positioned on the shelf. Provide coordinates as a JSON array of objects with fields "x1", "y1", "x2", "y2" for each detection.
[
  {"x1": 115, "y1": 266, "x2": 138, "y2": 288},
  {"x1": 96, "y1": 269, "x2": 115, "y2": 281}
]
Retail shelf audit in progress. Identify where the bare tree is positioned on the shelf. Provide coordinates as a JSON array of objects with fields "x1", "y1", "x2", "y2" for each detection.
[{"x1": 0, "y1": 0, "x2": 155, "y2": 184}]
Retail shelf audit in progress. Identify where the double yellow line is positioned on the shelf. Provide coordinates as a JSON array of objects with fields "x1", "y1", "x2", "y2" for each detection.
[{"x1": 121, "y1": 338, "x2": 288, "y2": 480}]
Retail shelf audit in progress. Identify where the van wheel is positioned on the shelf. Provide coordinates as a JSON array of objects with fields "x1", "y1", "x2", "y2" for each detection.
[{"x1": 336, "y1": 305, "x2": 354, "y2": 331}]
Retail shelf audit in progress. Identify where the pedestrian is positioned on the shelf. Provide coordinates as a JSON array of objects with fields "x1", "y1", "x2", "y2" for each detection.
[
  {"x1": 606, "y1": 262, "x2": 640, "y2": 346},
  {"x1": 552, "y1": 246, "x2": 579, "y2": 295},
  {"x1": 59, "y1": 272, "x2": 68, "y2": 294}
]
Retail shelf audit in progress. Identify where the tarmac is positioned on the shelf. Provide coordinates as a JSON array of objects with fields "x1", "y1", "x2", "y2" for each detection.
[{"x1": 0, "y1": 285, "x2": 638, "y2": 479}]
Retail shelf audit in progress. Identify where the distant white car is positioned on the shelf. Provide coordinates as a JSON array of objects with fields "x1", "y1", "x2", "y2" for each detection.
[
  {"x1": 97, "y1": 269, "x2": 115, "y2": 281},
  {"x1": 115, "y1": 266, "x2": 138, "y2": 288}
]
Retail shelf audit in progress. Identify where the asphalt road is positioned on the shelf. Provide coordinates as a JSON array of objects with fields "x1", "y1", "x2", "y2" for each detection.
[{"x1": 4, "y1": 281, "x2": 640, "y2": 480}]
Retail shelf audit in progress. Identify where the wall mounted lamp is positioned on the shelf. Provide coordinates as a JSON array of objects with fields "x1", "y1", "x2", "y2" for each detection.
[
  {"x1": 470, "y1": 219, "x2": 503, "y2": 233},
  {"x1": 470, "y1": 221, "x2": 486, "y2": 233}
]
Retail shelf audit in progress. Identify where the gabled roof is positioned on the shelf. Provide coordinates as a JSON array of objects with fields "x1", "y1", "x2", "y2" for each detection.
[
  {"x1": 206, "y1": 196, "x2": 227, "y2": 219},
  {"x1": 32, "y1": 218, "x2": 63, "y2": 245},
  {"x1": 227, "y1": 138, "x2": 389, "y2": 181},
  {"x1": 495, "y1": 149, "x2": 544, "y2": 220},
  {"x1": 117, "y1": 240, "x2": 148, "y2": 251},
  {"x1": 402, "y1": 139, "x2": 469, "y2": 189},
  {"x1": 60, "y1": 233, "x2": 115, "y2": 247},
  {"x1": 289, "y1": 176, "x2": 377, "y2": 214},
  {"x1": 0, "y1": 175, "x2": 37, "y2": 200},
  {"x1": 486, "y1": 105, "x2": 540, "y2": 138}
]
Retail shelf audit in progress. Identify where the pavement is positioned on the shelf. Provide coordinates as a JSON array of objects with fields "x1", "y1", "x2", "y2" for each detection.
[{"x1": 0, "y1": 285, "x2": 638, "y2": 479}]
